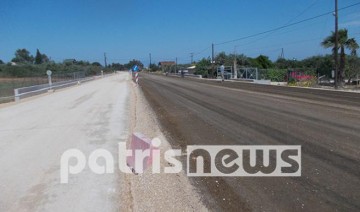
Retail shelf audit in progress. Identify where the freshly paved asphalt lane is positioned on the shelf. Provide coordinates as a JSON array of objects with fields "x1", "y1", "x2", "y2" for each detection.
[{"x1": 140, "y1": 73, "x2": 360, "y2": 211}]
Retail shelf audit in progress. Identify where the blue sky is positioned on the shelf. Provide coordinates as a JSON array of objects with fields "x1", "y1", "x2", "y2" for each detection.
[{"x1": 0, "y1": 0, "x2": 359, "y2": 66}]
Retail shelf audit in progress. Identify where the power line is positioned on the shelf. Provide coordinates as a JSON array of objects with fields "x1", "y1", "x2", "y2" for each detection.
[
  {"x1": 215, "y1": 2, "x2": 360, "y2": 46},
  {"x1": 285, "y1": 0, "x2": 319, "y2": 25},
  {"x1": 242, "y1": 0, "x2": 319, "y2": 47},
  {"x1": 233, "y1": 23, "x2": 316, "y2": 50},
  {"x1": 193, "y1": 46, "x2": 211, "y2": 56},
  {"x1": 240, "y1": 37, "x2": 324, "y2": 53}
]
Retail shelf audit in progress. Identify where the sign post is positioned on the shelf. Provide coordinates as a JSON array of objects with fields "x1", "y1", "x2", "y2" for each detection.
[
  {"x1": 46, "y1": 70, "x2": 52, "y2": 90},
  {"x1": 132, "y1": 65, "x2": 139, "y2": 85}
]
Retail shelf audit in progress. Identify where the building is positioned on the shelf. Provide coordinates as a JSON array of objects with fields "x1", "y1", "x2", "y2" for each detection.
[
  {"x1": 158, "y1": 61, "x2": 176, "y2": 73},
  {"x1": 63, "y1": 59, "x2": 77, "y2": 64}
]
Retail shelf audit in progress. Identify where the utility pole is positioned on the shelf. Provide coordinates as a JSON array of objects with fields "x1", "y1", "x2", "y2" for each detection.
[
  {"x1": 104, "y1": 53, "x2": 107, "y2": 68},
  {"x1": 175, "y1": 57, "x2": 178, "y2": 74},
  {"x1": 190, "y1": 53, "x2": 194, "y2": 64},
  {"x1": 149, "y1": 53, "x2": 152, "y2": 69},
  {"x1": 211, "y1": 43, "x2": 215, "y2": 78},
  {"x1": 280, "y1": 48, "x2": 284, "y2": 59},
  {"x1": 334, "y1": 0, "x2": 339, "y2": 89},
  {"x1": 211, "y1": 43, "x2": 214, "y2": 63},
  {"x1": 233, "y1": 46, "x2": 238, "y2": 79}
]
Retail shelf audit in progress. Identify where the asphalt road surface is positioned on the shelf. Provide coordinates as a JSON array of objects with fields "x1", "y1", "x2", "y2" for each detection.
[
  {"x1": 140, "y1": 73, "x2": 360, "y2": 211},
  {"x1": 0, "y1": 73, "x2": 130, "y2": 211}
]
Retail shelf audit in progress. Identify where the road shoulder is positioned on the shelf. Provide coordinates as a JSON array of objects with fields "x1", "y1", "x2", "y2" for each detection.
[{"x1": 118, "y1": 77, "x2": 207, "y2": 211}]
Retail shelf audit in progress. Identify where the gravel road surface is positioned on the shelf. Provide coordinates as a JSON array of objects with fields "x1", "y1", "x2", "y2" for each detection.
[
  {"x1": 140, "y1": 73, "x2": 360, "y2": 211},
  {"x1": 0, "y1": 72, "x2": 207, "y2": 212}
]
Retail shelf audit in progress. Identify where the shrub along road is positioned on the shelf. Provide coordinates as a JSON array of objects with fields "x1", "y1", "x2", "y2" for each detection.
[{"x1": 140, "y1": 73, "x2": 360, "y2": 211}]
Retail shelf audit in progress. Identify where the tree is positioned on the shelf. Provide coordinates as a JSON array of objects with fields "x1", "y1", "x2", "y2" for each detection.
[
  {"x1": 110, "y1": 63, "x2": 125, "y2": 70},
  {"x1": 214, "y1": 52, "x2": 235, "y2": 66},
  {"x1": 41, "y1": 54, "x2": 49, "y2": 63},
  {"x1": 35, "y1": 49, "x2": 49, "y2": 64},
  {"x1": 252, "y1": 55, "x2": 273, "y2": 69},
  {"x1": 35, "y1": 49, "x2": 42, "y2": 64},
  {"x1": 346, "y1": 56, "x2": 360, "y2": 83},
  {"x1": 301, "y1": 55, "x2": 334, "y2": 77},
  {"x1": 321, "y1": 29, "x2": 359, "y2": 85},
  {"x1": 75, "y1": 60, "x2": 90, "y2": 66},
  {"x1": 215, "y1": 52, "x2": 227, "y2": 65},
  {"x1": 149, "y1": 63, "x2": 159, "y2": 72},
  {"x1": 195, "y1": 57, "x2": 211, "y2": 77},
  {"x1": 11, "y1": 49, "x2": 34, "y2": 64},
  {"x1": 92, "y1": 62, "x2": 102, "y2": 67},
  {"x1": 0, "y1": 59, "x2": 4, "y2": 64},
  {"x1": 124, "y1": 59, "x2": 143, "y2": 70},
  {"x1": 236, "y1": 54, "x2": 251, "y2": 67},
  {"x1": 274, "y1": 58, "x2": 295, "y2": 69}
]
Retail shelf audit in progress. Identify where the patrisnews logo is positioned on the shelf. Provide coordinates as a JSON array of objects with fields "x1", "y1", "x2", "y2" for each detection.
[
  {"x1": 60, "y1": 136, "x2": 301, "y2": 183},
  {"x1": 187, "y1": 145, "x2": 301, "y2": 177}
]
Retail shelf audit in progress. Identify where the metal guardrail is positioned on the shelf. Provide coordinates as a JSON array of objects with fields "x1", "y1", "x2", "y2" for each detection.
[
  {"x1": 0, "y1": 71, "x2": 118, "y2": 104},
  {"x1": 12, "y1": 75, "x2": 108, "y2": 102}
]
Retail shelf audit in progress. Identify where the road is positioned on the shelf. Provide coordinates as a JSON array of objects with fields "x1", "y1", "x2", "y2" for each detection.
[
  {"x1": 140, "y1": 73, "x2": 360, "y2": 211},
  {"x1": 0, "y1": 73, "x2": 130, "y2": 211}
]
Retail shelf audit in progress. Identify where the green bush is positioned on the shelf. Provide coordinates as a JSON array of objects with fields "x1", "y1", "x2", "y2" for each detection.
[
  {"x1": 288, "y1": 77, "x2": 296, "y2": 85},
  {"x1": 265, "y1": 69, "x2": 287, "y2": 81},
  {"x1": 0, "y1": 63, "x2": 106, "y2": 78}
]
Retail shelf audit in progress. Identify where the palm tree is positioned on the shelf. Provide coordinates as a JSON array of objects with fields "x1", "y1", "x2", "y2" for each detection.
[{"x1": 321, "y1": 29, "x2": 359, "y2": 86}]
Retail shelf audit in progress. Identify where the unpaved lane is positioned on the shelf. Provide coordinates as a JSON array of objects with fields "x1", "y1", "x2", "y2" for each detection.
[
  {"x1": 0, "y1": 73, "x2": 130, "y2": 211},
  {"x1": 141, "y1": 73, "x2": 360, "y2": 211}
]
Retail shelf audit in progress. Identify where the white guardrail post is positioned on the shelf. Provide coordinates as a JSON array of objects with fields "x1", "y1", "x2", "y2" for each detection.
[{"x1": 14, "y1": 88, "x2": 20, "y2": 102}]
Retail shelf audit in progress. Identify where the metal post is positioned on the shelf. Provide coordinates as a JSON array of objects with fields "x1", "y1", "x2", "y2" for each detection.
[
  {"x1": 334, "y1": 0, "x2": 339, "y2": 89},
  {"x1": 149, "y1": 53, "x2": 152, "y2": 69},
  {"x1": 175, "y1": 57, "x2": 178, "y2": 74},
  {"x1": 211, "y1": 43, "x2": 215, "y2": 78},
  {"x1": 212, "y1": 43, "x2": 214, "y2": 63},
  {"x1": 234, "y1": 46, "x2": 237, "y2": 79},
  {"x1": 256, "y1": 68, "x2": 258, "y2": 80}
]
